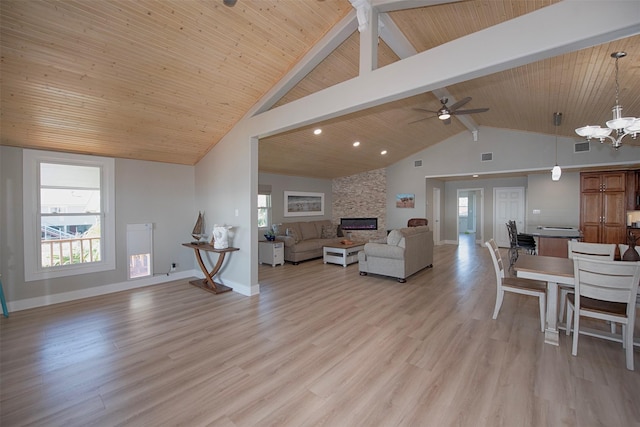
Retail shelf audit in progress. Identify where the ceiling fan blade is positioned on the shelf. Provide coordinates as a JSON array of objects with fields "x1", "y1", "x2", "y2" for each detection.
[
  {"x1": 452, "y1": 107, "x2": 490, "y2": 115},
  {"x1": 447, "y1": 97, "x2": 472, "y2": 112},
  {"x1": 412, "y1": 108, "x2": 439, "y2": 114},
  {"x1": 408, "y1": 116, "x2": 435, "y2": 124}
]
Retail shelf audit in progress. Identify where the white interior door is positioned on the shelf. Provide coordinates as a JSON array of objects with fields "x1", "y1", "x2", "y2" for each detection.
[
  {"x1": 433, "y1": 188, "x2": 441, "y2": 245},
  {"x1": 493, "y1": 187, "x2": 525, "y2": 247}
]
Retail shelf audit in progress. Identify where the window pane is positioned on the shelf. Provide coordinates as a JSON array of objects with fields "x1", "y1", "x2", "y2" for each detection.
[
  {"x1": 40, "y1": 214, "x2": 101, "y2": 267},
  {"x1": 40, "y1": 188, "x2": 101, "y2": 213},
  {"x1": 40, "y1": 162, "x2": 103, "y2": 268}
]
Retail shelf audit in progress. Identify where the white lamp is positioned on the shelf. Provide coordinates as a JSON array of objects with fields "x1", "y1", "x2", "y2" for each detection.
[{"x1": 552, "y1": 112, "x2": 562, "y2": 181}]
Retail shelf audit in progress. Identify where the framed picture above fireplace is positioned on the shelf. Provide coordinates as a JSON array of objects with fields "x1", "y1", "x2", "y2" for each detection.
[{"x1": 284, "y1": 191, "x2": 324, "y2": 217}]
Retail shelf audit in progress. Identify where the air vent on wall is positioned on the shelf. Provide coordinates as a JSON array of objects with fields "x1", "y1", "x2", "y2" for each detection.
[
  {"x1": 414, "y1": 159, "x2": 423, "y2": 167},
  {"x1": 481, "y1": 152, "x2": 493, "y2": 162},
  {"x1": 574, "y1": 141, "x2": 590, "y2": 153}
]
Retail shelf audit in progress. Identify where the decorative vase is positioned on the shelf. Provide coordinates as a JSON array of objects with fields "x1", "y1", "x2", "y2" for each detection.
[
  {"x1": 622, "y1": 232, "x2": 640, "y2": 261},
  {"x1": 264, "y1": 234, "x2": 276, "y2": 241}
]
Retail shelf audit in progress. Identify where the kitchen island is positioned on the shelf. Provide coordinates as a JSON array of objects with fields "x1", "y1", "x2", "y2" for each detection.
[{"x1": 524, "y1": 226, "x2": 581, "y2": 258}]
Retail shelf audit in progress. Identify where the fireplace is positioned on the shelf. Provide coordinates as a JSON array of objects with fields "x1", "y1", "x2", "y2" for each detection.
[{"x1": 340, "y1": 217, "x2": 378, "y2": 231}]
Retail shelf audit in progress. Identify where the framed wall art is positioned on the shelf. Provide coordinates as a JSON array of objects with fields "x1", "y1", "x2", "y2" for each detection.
[
  {"x1": 396, "y1": 193, "x2": 415, "y2": 208},
  {"x1": 284, "y1": 191, "x2": 324, "y2": 217}
]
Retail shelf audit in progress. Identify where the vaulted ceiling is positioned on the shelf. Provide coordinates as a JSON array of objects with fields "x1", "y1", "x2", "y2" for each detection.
[{"x1": 2, "y1": 0, "x2": 639, "y2": 179}]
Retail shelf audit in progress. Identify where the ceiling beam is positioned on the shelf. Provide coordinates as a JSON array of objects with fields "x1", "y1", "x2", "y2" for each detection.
[
  {"x1": 372, "y1": 0, "x2": 463, "y2": 13},
  {"x1": 378, "y1": 12, "x2": 481, "y2": 135},
  {"x1": 248, "y1": 10, "x2": 358, "y2": 116},
  {"x1": 248, "y1": 0, "x2": 640, "y2": 139}
]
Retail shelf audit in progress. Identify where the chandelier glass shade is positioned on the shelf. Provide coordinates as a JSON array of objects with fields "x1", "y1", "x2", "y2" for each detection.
[{"x1": 575, "y1": 52, "x2": 639, "y2": 149}]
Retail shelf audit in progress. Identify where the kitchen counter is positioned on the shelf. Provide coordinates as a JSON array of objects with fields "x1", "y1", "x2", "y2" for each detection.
[
  {"x1": 525, "y1": 226, "x2": 581, "y2": 239},
  {"x1": 524, "y1": 226, "x2": 581, "y2": 258}
]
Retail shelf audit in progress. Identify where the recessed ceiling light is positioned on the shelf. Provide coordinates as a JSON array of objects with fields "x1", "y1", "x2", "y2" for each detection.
[
  {"x1": 381, "y1": 150, "x2": 387, "y2": 155},
  {"x1": 353, "y1": 141, "x2": 360, "y2": 147},
  {"x1": 313, "y1": 129, "x2": 322, "y2": 135}
]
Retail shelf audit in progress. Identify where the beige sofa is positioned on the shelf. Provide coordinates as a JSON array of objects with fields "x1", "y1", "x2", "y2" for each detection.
[
  {"x1": 357, "y1": 225, "x2": 433, "y2": 282},
  {"x1": 272, "y1": 220, "x2": 344, "y2": 264}
]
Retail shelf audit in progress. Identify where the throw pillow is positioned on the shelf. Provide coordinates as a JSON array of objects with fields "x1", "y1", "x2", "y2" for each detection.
[
  {"x1": 321, "y1": 224, "x2": 337, "y2": 239},
  {"x1": 272, "y1": 223, "x2": 286, "y2": 236},
  {"x1": 387, "y1": 230, "x2": 403, "y2": 246},
  {"x1": 286, "y1": 227, "x2": 300, "y2": 243}
]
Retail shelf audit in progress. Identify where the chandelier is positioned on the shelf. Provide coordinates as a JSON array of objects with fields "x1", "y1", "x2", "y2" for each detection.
[{"x1": 575, "y1": 52, "x2": 640, "y2": 149}]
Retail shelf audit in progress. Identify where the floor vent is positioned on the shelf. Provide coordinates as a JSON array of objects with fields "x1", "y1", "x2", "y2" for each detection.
[
  {"x1": 481, "y1": 152, "x2": 493, "y2": 162},
  {"x1": 414, "y1": 159, "x2": 423, "y2": 167},
  {"x1": 574, "y1": 141, "x2": 590, "y2": 153}
]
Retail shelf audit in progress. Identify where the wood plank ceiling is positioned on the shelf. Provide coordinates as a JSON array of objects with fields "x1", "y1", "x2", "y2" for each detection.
[{"x1": 2, "y1": 0, "x2": 640, "y2": 178}]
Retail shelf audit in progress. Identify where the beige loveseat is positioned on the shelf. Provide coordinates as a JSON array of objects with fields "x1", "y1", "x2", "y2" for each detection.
[
  {"x1": 272, "y1": 220, "x2": 344, "y2": 264},
  {"x1": 357, "y1": 225, "x2": 433, "y2": 282}
]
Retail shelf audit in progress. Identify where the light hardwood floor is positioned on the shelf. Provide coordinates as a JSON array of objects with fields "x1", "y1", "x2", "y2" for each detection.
[{"x1": 1, "y1": 236, "x2": 639, "y2": 426}]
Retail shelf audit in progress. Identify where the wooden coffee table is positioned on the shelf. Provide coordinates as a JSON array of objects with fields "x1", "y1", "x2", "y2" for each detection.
[{"x1": 323, "y1": 242, "x2": 365, "y2": 267}]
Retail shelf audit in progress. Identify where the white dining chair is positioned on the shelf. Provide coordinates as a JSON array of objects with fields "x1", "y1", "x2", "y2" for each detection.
[
  {"x1": 559, "y1": 241, "x2": 616, "y2": 324},
  {"x1": 566, "y1": 257, "x2": 640, "y2": 371},
  {"x1": 485, "y1": 239, "x2": 546, "y2": 332}
]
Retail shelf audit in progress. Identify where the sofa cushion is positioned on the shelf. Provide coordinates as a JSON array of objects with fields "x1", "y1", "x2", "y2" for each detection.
[
  {"x1": 321, "y1": 224, "x2": 337, "y2": 239},
  {"x1": 387, "y1": 229, "x2": 403, "y2": 246},
  {"x1": 286, "y1": 227, "x2": 301, "y2": 243},
  {"x1": 299, "y1": 221, "x2": 319, "y2": 240},
  {"x1": 364, "y1": 242, "x2": 404, "y2": 260}
]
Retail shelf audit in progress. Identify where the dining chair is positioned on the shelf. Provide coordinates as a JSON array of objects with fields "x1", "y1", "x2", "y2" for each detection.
[
  {"x1": 559, "y1": 241, "x2": 617, "y2": 324},
  {"x1": 506, "y1": 221, "x2": 536, "y2": 270},
  {"x1": 485, "y1": 239, "x2": 546, "y2": 332},
  {"x1": 565, "y1": 257, "x2": 640, "y2": 371},
  {"x1": 619, "y1": 244, "x2": 640, "y2": 308}
]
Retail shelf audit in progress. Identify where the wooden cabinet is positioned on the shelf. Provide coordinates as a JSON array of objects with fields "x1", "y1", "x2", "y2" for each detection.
[
  {"x1": 626, "y1": 171, "x2": 640, "y2": 210},
  {"x1": 580, "y1": 172, "x2": 627, "y2": 244}
]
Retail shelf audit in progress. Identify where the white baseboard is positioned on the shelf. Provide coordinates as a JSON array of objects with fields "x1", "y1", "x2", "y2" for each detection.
[
  {"x1": 8, "y1": 270, "x2": 195, "y2": 312},
  {"x1": 8, "y1": 269, "x2": 259, "y2": 312}
]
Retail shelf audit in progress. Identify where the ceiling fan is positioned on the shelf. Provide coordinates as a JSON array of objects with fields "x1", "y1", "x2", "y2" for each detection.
[{"x1": 410, "y1": 97, "x2": 489, "y2": 125}]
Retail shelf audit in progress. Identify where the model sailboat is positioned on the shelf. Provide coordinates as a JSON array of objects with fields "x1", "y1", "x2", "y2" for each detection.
[{"x1": 191, "y1": 211, "x2": 207, "y2": 244}]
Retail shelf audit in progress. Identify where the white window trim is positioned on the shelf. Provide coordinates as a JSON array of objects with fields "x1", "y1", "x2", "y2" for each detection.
[{"x1": 23, "y1": 149, "x2": 116, "y2": 281}]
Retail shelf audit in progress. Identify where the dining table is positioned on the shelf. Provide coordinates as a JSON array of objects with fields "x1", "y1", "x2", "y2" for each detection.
[{"x1": 514, "y1": 254, "x2": 574, "y2": 346}]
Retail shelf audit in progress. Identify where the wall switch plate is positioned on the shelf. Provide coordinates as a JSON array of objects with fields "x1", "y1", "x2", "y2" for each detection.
[{"x1": 532, "y1": 209, "x2": 541, "y2": 214}]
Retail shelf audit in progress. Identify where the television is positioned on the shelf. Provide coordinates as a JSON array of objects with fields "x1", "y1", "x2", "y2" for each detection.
[{"x1": 340, "y1": 217, "x2": 378, "y2": 231}]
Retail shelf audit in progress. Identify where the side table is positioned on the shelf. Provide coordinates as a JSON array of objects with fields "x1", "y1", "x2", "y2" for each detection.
[
  {"x1": 259, "y1": 240, "x2": 284, "y2": 267},
  {"x1": 182, "y1": 243, "x2": 239, "y2": 294}
]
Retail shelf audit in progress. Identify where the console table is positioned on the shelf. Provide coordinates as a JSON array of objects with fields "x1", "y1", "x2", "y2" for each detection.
[{"x1": 182, "y1": 243, "x2": 239, "y2": 294}]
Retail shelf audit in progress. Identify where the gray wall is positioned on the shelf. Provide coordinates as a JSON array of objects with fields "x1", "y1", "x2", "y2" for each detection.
[
  {"x1": 526, "y1": 171, "x2": 580, "y2": 228},
  {"x1": 0, "y1": 146, "x2": 196, "y2": 303},
  {"x1": 259, "y1": 172, "x2": 334, "y2": 226}
]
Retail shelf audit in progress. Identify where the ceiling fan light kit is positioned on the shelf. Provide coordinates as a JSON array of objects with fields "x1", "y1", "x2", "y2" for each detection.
[
  {"x1": 575, "y1": 52, "x2": 639, "y2": 149},
  {"x1": 411, "y1": 97, "x2": 489, "y2": 125}
]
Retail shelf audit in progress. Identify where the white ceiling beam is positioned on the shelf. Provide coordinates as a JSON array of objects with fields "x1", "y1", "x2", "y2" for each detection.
[
  {"x1": 248, "y1": 0, "x2": 640, "y2": 139},
  {"x1": 372, "y1": 0, "x2": 463, "y2": 13},
  {"x1": 248, "y1": 10, "x2": 358, "y2": 116},
  {"x1": 378, "y1": 12, "x2": 481, "y2": 135}
]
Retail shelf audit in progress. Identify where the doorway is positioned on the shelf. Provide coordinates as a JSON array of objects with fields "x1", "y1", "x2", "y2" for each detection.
[
  {"x1": 456, "y1": 188, "x2": 483, "y2": 245},
  {"x1": 493, "y1": 187, "x2": 525, "y2": 247}
]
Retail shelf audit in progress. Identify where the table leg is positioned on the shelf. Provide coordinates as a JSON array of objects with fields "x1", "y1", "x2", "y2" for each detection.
[
  {"x1": 544, "y1": 280, "x2": 560, "y2": 346},
  {"x1": 190, "y1": 248, "x2": 232, "y2": 294}
]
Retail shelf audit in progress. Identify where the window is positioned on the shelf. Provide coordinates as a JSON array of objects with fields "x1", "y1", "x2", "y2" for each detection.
[
  {"x1": 258, "y1": 194, "x2": 271, "y2": 229},
  {"x1": 23, "y1": 150, "x2": 115, "y2": 281},
  {"x1": 458, "y1": 196, "x2": 469, "y2": 217}
]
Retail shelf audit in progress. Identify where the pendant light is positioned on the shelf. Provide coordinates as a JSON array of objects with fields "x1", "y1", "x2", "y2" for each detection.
[{"x1": 551, "y1": 112, "x2": 562, "y2": 181}]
